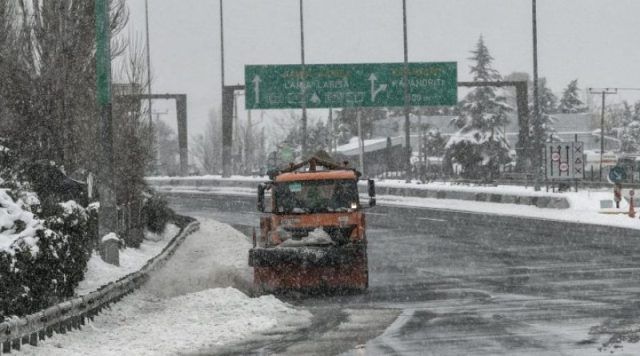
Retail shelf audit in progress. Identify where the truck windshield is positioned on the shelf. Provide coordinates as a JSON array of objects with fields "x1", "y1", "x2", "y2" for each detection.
[{"x1": 274, "y1": 179, "x2": 359, "y2": 214}]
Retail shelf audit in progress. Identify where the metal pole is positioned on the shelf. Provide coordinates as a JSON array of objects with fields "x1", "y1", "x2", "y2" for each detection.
[
  {"x1": 532, "y1": 0, "x2": 541, "y2": 191},
  {"x1": 219, "y1": 0, "x2": 225, "y2": 90},
  {"x1": 95, "y1": 0, "x2": 118, "y2": 242},
  {"x1": 220, "y1": 0, "x2": 231, "y2": 177},
  {"x1": 328, "y1": 108, "x2": 333, "y2": 154},
  {"x1": 144, "y1": 0, "x2": 152, "y2": 125},
  {"x1": 144, "y1": 0, "x2": 156, "y2": 174},
  {"x1": 600, "y1": 91, "x2": 605, "y2": 180},
  {"x1": 588, "y1": 88, "x2": 617, "y2": 181},
  {"x1": 300, "y1": 0, "x2": 308, "y2": 158},
  {"x1": 402, "y1": 0, "x2": 411, "y2": 182},
  {"x1": 357, "y1": 108, "x2": 365, "y2": 175}
]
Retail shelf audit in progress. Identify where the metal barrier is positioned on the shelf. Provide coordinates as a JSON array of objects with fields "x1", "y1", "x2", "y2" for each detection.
[{"x1": 0, "y1": 219, "x2": 199, "y2": 353}]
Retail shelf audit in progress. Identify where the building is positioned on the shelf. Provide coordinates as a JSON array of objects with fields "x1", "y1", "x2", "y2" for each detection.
[{"x1": 337, "y1": 112, "x2": 620, "y2": 176}]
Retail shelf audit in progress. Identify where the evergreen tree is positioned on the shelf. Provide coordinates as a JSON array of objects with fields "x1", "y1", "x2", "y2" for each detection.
[
  {"x1": 558, "y1": 79, "x2": 587, "y2": 113},
  {"x1": 620, "y1": 100, "x2": 640, "y2": 153},
  {"x1": 445, "y1": 36, "x2": 512, "y2": 179}
]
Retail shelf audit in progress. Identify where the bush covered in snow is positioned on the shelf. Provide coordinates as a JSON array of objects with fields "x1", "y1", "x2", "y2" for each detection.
[
  {"x1": 142, "y1": 193, "x2": 174, "y2": 234},
  {"x1": 0, "y1": 187, "x2": 95, "y2": 321}
]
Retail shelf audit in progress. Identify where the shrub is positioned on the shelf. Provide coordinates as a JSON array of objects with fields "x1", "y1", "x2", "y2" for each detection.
[
  {"x1": 142, "y1": 193, "x2": 173, "y2": 234},
  {"x1": 0, "y1": 191, "x2": 93, "y2": 321}
]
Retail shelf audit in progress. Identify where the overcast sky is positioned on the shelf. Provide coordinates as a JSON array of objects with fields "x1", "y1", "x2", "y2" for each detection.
[{"x1": 122, "y1": 0, "x2": 640, "y2": 135}]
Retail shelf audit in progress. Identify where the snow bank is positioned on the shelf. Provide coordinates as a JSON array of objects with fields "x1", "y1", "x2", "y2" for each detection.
[
  {"x1": 142, "y1": 219, "x2": 253, "y2": 299},
  {"x1": 75, "y1": 224, "x2": 180, "y2": 296},
  {"x1": 376, "y1": 191, "x2": 640, "y2": 230},
  {"x1": 20, "y1": 287, "x2": 311, "y2": 356}
]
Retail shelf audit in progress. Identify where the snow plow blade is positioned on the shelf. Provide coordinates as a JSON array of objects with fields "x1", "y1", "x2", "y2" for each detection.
[{"x1": 249, "y1": 244, "x2": 368, "y2": 294}]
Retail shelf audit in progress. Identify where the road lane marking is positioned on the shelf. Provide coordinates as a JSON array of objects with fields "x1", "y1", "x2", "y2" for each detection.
[{"x1": 417, "y1": 217, "x2": 448, "y2": 222}]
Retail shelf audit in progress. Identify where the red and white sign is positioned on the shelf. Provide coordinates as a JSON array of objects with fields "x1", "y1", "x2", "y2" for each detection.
[
  {"x1": 551, "y1": 152, "x2": 560, "y2": 161},
  {"x1": 559, "y1": 162, "x2": 569, "y2": 172}
]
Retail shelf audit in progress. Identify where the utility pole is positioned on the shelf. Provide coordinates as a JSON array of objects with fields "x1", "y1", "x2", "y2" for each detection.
[
  {"x1": 299, "y1": 0, "x2": 308, "y2": 158},
  {"x1": 531, "y1": 0, "x2": 542, "y2": 191},
  {"x1": 95, "y1": 0, "x2": 117, "y2": 240},
  {"x1": 588, "y1": 88, "x2": 617, "y2": 180},
  {"x1": 402, "y1": 0, "x2": 411, "y2": 182}
]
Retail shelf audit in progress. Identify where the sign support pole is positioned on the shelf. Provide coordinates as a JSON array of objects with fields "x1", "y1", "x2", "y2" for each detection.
[
  {"x1": 357, "y1": 108, "x2": 365, "y2": 175},
  {"x1": 402, "y1": 0, "x2": 411, "y2": 182},
  {"x1": 95, "y1": 0, "x2": 118, "y2": 242},
  {"x1": 299, "y1": 0, "x2": 308, "y2": 158}
]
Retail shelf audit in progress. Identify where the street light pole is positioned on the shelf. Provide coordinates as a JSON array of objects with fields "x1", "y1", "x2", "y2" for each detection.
[
  {"x1": 402, "y1": 0, "x2": 411, "y2": 182},
  {"x1": 144, "y1": 0, "x2": 152, "y2": 125},
  {"x1": 299, "y1": 0, "x2": 308, "y2": 159},
  {"x1": 531, "y1": 0, "x2": 542, "y2": 191},
  {"x1": 144, "y1": 0, "x2": 156, "y2": 173}
]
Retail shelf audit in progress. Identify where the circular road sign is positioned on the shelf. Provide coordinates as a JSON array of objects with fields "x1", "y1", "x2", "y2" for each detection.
[
  {"x1": 631, "y1": 189, "x2": 635, "y2": 197},
  {"x1": 608, "y1": 166, "x2": 627, "y2": 184},
  {"x1": 551, "y1": 152, "x2": 560, "y2": 161},
  {"x1": 559, "y1": 162, "x2": 569, "y2": 172}
]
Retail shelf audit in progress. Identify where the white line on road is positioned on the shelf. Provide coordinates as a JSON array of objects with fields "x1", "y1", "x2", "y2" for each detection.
[
  {"x1": 366, "y1": 212, "x2": 389, "y2": 216},
  {"x1": 417, "y1": 217, "x2": 448, "y2": 222}
]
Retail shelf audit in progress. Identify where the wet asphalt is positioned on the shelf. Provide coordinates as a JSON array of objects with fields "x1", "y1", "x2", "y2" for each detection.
[{"x1": 166, "y1": 192, "x2": 640, "y2": 356}]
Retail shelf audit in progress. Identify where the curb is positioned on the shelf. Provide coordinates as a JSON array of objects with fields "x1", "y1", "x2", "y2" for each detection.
[{"x1": 0, "y1": 219, "x2": 200, "y2": 353}]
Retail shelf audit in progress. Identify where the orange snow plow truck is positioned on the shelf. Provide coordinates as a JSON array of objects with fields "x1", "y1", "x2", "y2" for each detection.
[{"x1": 249, "y1": 153, "x2": 376, "y2": 293}]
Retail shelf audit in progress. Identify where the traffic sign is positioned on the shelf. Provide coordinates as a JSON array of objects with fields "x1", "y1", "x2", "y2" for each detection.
[
  {"x1": 608, "y1": 166, "x2": 627, "y2": 183},
  {"x1": 245, "y1": 62, "x2": 457, "y2": 109},
  {"x1": 545, "y1": 142, "x2": 584, "y2": 180}
]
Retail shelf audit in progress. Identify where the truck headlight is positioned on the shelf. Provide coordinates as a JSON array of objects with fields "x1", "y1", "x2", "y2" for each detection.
[{"x1": 351, "y1": 202, "x2": 358, "y2": 209}]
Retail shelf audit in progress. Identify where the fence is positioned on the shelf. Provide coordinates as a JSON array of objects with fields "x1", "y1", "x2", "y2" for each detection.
[{"x1": 0, "y1": 218, "x2": 199, "y2": 354}]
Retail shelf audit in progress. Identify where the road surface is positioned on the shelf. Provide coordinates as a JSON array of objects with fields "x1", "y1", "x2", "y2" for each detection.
[{"x1": 166, "y1": 192, "x2": 640, "y2": 355}]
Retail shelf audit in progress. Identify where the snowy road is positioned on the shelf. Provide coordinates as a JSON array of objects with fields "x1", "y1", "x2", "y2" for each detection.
[{"x1": 167, "y1": 192, "x2": 640, "y2": 355}]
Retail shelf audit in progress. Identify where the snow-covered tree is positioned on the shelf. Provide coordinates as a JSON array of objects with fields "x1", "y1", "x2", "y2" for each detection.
[
  {"x1": 558, "y1": 79, "x2": 587, "y2": 113},
  {"x1": 619, "y1": 101, "x2": 640, "y2": 153},
  {"x1": 445, "y1": 36, "x2": 512, "y2": 179}
]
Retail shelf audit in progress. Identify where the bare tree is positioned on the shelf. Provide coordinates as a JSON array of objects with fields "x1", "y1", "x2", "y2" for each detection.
[
  {"x1": 191, "y1": 108, "x2": 222, "y2": 174},
  {"x1": 1, "y1": 0, "x2": 128, "y2": 173}
]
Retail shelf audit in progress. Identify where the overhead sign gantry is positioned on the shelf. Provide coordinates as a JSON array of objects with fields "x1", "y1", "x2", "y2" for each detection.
[{"x1": 244, "y1": 62, "x2": 457, "y2": 109}]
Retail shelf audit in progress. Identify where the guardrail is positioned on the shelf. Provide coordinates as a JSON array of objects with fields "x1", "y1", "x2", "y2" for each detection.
[
  {"x1": 147, "y1": 177, "x2": 571, "y2": 210},
  {"x1": 0, "y1": 218, "x2": 199, "y2": 354}
]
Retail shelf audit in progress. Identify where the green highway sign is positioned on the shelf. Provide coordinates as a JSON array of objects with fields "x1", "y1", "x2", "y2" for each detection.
[{"x1": 245, "y1": 62, "x2": 457, "y2": 109}]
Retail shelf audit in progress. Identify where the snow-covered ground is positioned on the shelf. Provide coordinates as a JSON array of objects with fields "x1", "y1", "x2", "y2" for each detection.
[
  {"x1": 371, "y1": 179, "x2": 640, "y2": 229},
  {"x1": 20, "y1": 218, "x2": 312, "y2": 355},
  {"x1": 19, "y1": 287, "x2": 310, "y2": 356},
  {"x1": 74, "y1": 224, "x2": 180, "y2": 296}
]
